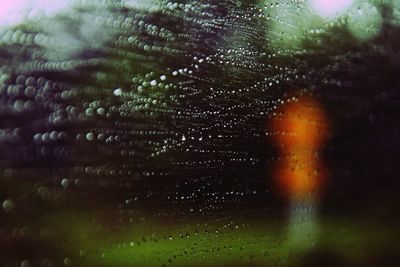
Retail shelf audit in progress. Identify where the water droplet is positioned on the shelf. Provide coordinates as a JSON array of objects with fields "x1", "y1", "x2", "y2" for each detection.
[{"x1": 2, "y1": 199, "x2": 15, "y2": 212}]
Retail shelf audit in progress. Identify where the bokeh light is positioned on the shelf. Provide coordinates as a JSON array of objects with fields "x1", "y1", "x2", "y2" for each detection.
[{"x1": 271, "y1": 95, "x2": 329, "y2": 197}]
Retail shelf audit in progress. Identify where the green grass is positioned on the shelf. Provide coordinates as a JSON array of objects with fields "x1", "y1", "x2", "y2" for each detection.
[{"x1": 50, "y1": 213, "x2": 399, "y2": 267}]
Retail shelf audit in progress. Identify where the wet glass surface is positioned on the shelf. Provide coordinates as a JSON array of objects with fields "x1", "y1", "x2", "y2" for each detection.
[{"x1": 0, "y1": 1, "x2": 399, "y2": 266}]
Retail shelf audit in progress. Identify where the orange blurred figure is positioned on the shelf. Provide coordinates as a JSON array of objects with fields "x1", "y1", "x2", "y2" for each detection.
[{"x1": 270, "y1": 95, "x2": 329, "y2": 198}]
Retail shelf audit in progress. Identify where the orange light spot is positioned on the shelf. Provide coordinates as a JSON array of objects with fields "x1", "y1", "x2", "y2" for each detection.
[{"x1": 270, "y1": 95, "x2": 329, "y2": 197}]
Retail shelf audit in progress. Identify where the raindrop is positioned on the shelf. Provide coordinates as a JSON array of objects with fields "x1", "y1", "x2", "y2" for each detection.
[
  {"x1": 61, "y1": 178, "x2": 71, "y2": 189},
  {"x1": 2, "y1": 199, "x2": 15, "y2": 212}
]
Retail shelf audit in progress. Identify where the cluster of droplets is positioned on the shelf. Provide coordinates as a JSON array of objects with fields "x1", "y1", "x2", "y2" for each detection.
[{"x1": 1, "y1": 0, "x2": 400, "y2": 266}]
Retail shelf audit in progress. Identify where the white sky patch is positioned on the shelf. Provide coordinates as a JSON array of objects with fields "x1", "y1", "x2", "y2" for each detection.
[
  {"x1": 309, "y1": 0, "x2": 354, "y2": 18},
  {"x1": 0, "y1": 0, "x2": 73, "y2": 28}
]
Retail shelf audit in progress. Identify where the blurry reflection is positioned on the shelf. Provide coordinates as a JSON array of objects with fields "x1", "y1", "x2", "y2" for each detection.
[{"x1": 270, "y1": 95, "x2": 329, "y2": 249}]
